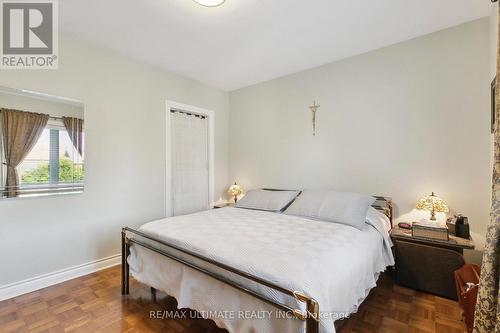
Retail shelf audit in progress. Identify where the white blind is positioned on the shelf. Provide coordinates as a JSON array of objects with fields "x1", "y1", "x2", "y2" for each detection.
[{"x1": 171, "y1": 110, "x2": 209, "y2": 216}]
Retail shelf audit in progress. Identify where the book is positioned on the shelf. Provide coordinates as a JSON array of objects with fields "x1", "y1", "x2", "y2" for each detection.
[{"x1": 412, "y1": 222, "x2": 449, "y2": 241}]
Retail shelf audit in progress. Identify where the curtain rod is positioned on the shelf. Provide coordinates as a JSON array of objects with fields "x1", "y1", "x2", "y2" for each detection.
[
  {"x1": 50, "y1": 115, "x2": 84, "y2": 121},
  {"x1": 170, "y1": 109, "x2": 207, "y2": 119},
  {"x1": 50, "y1": 115, "x2": 82, "y2": 121},
  {"x1": 0, "y1": 110, "x2": 82, "y2": 122}
]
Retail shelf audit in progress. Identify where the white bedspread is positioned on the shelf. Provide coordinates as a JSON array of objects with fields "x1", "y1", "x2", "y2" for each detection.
[{"x1": 128, "y1": 207, "x2": 394, "y2": 333}]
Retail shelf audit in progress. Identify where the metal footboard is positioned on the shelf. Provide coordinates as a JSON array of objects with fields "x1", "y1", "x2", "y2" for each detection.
[{"x1": 121, "y1": 227, "x2": 320, "y2": 333}]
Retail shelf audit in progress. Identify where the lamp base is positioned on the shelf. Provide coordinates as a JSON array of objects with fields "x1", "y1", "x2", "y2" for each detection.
[{"x1": 430, "y1": 210, "x2": 436, "y2": 221}]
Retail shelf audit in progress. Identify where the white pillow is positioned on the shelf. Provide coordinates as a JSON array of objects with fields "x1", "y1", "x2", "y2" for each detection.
[
  {"x1": 235, "y1": 189, "x2": 299, "y2": 212},
  {"x1": 284, "y1": 190, "x2": 376, "y2": 230}
]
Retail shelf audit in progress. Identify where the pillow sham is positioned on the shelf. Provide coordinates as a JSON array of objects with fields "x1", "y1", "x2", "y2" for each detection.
[
  {"x1": 284, "y1": 190, "x2": 376, "y2": 230},
  {"x1": 366, "y1": 207, "x2": 392, "y2": 232},
  {"x1": 234, "y1": 189, "x2": 299, "y2": 212}
]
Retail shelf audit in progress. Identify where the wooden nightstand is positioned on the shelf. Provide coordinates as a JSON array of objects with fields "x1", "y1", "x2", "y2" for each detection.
[
  {"x1": 390, "y1": 225, "x2": 475, "y2": 300},
  {"x1": 390, "y1": 225, "x2": 475, "y2": 254}
]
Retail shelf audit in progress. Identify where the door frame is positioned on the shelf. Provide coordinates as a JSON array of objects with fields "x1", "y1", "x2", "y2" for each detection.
[{"x1": 165, "y1": 100, "x2": 215, "y2": 216}]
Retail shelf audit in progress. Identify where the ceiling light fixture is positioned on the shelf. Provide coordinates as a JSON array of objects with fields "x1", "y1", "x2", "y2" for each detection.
[{"x1": 193, "y1": 0, "x2": 225, "y2": 7}]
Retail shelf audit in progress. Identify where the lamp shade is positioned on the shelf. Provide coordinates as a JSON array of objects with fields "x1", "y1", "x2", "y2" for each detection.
[
  {"x1": 416, "y1": 192, "x2": 449, "y2": 220},
  {"x1": 227, "y1": 183, "x2": 243, "y2": 202}
]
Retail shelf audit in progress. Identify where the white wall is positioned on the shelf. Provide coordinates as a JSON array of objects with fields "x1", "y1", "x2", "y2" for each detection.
[
  {"x1": 0, "y1": 34, "x2": 229, "y2": 286},
  {"x1": 490, "y1": 3, "x2": 498, "y2": 80},
  {"x1": 229, "y1": 19, "x2": 491, "y2": 246},
  {"x1": 490, "y1": 3, "x2": 498, "y2": 194}
]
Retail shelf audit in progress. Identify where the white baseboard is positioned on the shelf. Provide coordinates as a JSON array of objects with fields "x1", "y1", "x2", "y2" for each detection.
[{"x1": 0, "y1": 254, "x2": 121, "y2": 301}]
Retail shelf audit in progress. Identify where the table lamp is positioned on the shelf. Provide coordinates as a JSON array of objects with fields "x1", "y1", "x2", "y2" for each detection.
[
  {"x1": 227, "y1": 182, "x2": 243, "y2": 203},
  {"x1": 416, "y1": 192, "x2": 449, "y2": 221}
]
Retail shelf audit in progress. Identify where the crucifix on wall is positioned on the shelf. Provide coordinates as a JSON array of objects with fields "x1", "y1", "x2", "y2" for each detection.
[{"x1": 308, "y1": 101, "x2": 320, "y2": 136}]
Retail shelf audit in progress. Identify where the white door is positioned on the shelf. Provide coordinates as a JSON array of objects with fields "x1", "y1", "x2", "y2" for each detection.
[{"x1": 170, "y1": 109, "x2": 209, "y2": 215}]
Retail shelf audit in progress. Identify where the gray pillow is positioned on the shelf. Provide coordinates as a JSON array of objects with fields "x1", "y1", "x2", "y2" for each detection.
[
  {"x1": 235, "y1": 189, "x2": 299, "y2": 212},
  {"x1": 284, "y1": 190, "x2": 376, "y2": 230}
]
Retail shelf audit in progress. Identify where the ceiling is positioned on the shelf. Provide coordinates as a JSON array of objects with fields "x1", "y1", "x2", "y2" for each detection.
[{"x1": 60, "y1": 0, "x2": 492, "y2": 91}]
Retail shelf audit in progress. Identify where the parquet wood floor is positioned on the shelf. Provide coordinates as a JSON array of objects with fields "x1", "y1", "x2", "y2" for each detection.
[{"x1": 0, "y1": 266, "x2": 467, "y2": 333}]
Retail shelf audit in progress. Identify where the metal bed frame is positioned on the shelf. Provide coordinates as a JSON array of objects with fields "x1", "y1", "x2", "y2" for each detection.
[{"x1": 121, "y1": 196, "x2": 392, "y2": 333}]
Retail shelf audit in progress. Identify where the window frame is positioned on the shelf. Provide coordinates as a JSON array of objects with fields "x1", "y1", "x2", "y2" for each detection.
[
  {"x1": 0, "y1": 117, "x2": 4, "y2": 189},
  {"x1": 1, "y1": 118, "x2": 84, "y2": 198}
]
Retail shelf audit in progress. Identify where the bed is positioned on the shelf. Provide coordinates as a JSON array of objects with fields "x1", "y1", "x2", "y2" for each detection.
[{"x1": 122, "y1": 195, "x2": 394, "y2": 333}]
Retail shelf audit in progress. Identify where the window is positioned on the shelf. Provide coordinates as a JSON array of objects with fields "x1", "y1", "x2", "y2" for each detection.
[
  {"x1": 0, "y1": 87, "x2": 85, "y2": 199},
  {"x1": 18, "y1": 121, "x2": 84, "y2": 186},
  {"x1": 17, "y1": 128, "x2": 50, "y2": 185},
  {"x1": 1, "y1": 118, "x2": 84, "y2": 198},
  {"x1": 0, "y1": 120, "x2": 4, "y2": 189}
]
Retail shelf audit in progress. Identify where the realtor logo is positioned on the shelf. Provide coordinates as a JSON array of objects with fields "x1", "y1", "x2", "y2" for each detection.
[{"x1": 1, "y1": 0, "x2": 58, "y2": 69}]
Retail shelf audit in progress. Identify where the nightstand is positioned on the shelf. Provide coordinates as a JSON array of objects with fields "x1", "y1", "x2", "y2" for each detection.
[{"x1": 390, "y1": 225, "x2": 475, "y2": 300}]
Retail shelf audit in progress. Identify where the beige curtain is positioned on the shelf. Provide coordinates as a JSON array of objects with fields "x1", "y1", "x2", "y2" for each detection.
[
  {"x1": 62, "y1": 117, "x2": 84, "y2": 157},
  {"x1": 1, "y1": 109, "x2": 49, "y2": 197},
  {"x1": 473, "y1": 5, "x2": 500, "y2": 332}
]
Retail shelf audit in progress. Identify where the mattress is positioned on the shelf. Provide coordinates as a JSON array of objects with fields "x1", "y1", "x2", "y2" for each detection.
[{"x1": 128, "y1": 207, "x2": 394, "y2": 333}]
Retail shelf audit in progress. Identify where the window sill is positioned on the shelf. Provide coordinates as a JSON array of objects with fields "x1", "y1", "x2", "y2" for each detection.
[{"x1": 1, "y1": 184, "x2": 84, "y2": 200}]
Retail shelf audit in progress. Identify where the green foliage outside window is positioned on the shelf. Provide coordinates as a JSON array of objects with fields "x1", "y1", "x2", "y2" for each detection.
[{"x1": 21, "y1": 157, "x2": 84, "y2": 184}]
